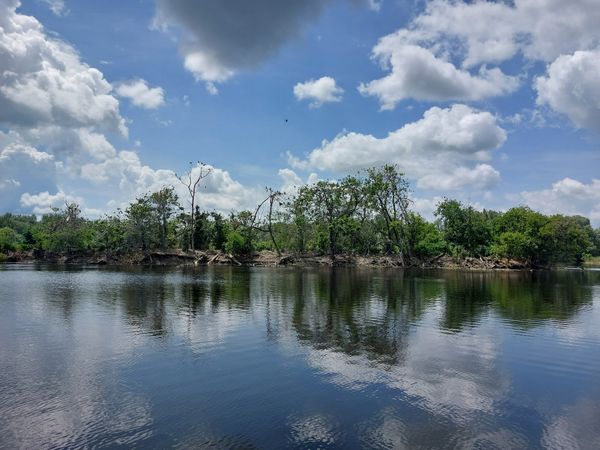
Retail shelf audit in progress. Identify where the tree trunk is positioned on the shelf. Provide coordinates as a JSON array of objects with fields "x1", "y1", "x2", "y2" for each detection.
[{"x1": 329, "y1": 227, "x2": 335, "y2": 261}]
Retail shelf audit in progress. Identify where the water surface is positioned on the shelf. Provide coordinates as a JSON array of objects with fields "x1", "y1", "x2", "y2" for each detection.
[{"x1": 1, "y1": 265, "x2": 599, "y2": 449}]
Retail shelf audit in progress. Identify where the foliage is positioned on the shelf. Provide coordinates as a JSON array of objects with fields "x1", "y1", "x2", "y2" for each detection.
[
  {"x1": 0, "y1": 166, "x2": 597, "y2": 266},
  {"x1": 435, "y1": 199, "x2": 491, "y2": 256},
  {"x1": 409, "y1": 215, "x2": 447, "y2": 258},
  {"x1": 0, "y1": 227, "x2": 20, "y2": 251}
]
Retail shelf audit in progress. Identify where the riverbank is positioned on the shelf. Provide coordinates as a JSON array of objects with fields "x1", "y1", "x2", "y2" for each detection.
[{"x1": 1, "y1": 249, "x2": 534, "y2": 270}]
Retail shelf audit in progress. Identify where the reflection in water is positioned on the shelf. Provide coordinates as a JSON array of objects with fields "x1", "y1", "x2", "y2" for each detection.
[{"x1": 0, "y1": 265, "x2": 599, "y2": 448}]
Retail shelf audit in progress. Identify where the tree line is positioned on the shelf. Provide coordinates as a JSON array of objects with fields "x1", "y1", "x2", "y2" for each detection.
[{"x1": 0, "y1": 164, "x2": 598, "y2": 266}]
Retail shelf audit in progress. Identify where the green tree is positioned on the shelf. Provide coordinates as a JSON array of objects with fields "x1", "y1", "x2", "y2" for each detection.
[
  {"x1": 227, "y1": 211, "x2": 255, "y2": 255},
  {"x1": 211, "y1": 212, "x2": 227, "y2": 251},
  {"x1": 435, "y1": 199, "x2": 491, "y2": 256},
  {"x1": 539, "y1": 215, "x2": 593, "y2": 265},
  {"x1": 365, "y1": 165, "x2": 412, "y2": 257},
  {"x1": 0, "y1": 227, "x2": 20, "y2": 251},
  {"x1": 125, "y1": 196, "x2": 155, "y2": 251},
  {"x1": 149, "y1": 187, "x2": 180, "y2": 250},
  {"x1": 296, "y1": 177, "x2": 364, "y2": 260},
  {"x1": 409, "y1": 214, "x2": 447, "y2": 258},
  {"x1": 193, "y1": 207, "x2": 211, "y2": 250}
]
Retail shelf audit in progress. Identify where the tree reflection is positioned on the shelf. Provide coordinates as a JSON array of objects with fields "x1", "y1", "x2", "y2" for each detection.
[
  {"x1": 287, "y1": 268, "x2": 442, "y2": 364},
  {"x1": 433, "y1": 270, "x2": 596, "y2": 332}
]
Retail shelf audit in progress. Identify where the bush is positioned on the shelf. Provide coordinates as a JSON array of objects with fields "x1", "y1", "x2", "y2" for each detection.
[
  {"x1": 0, "y1": 227, "x2": 20, "y2": 251},
  {"x1": 490, "y1": 231, "x2": 536, "y2": 261},
  {"x1": 0, "y1": 252, "x2": 7, "y2": 262},
  {"x1": 225, "y1": 230, "x2": 249, "y2": 255},
  {"x1": 410, "y1": 217, "x2": 447, "y2": 258}
]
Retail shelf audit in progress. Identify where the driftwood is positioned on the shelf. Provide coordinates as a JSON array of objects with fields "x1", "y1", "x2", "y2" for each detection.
[
  {"x1": 227, "y1": 253, "x2": 242, "y2": 266},
  {"x1": 207, "y1": 252, "x2": 221, "y2": 265}
]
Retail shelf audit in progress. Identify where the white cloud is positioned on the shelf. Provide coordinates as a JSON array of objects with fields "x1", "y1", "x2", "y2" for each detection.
[
  {"x1": 0, "y1": 1, "x2": 271, "y2": 217},
  {"x1": 18, "y1": 127, "x2": 117, "y2": 161},
  {"x1": 289, "y1": 104, "x2": 506, "y2": 191},
  {"x1": 278, "y1": 168, "x2": 303, "y2": 192},
  {"x1": 359, "y1": 43, "x2": 518, "y2": 109},
  {"x1": 294, "y1": 76, "x2": 344, "y2": 108},
  {"x1": 0, "y1": 1, "x2": 126, "y2": 134},
  {"x1": 116, "y1": 79, "x2": 165, "y2": 110},
  {"x1": 80, "y1": 151, "x2": 263, "y2": 213},
  {"x1": 278, "y1": 168, "x2": 319, "y2": 194},
  {"x1": 520, "y1": 178, "x2": 600, "y2": 225},
  {"x1": 20, "y1": 189, "x2": 82, "y2": 215},
  {"x1": 360, "y1": 0, "x2": 600, "y2": 109},
  {"x1": 398, "y1": 0, "x2": 600, "y2": 66},
  {"x1": 418, "y1": 163, "x2": 500, "y2": 191},
  {"x1": 0, "y1": 142, "x2": 58, "y2": 210},
  {"x1": 536, "y1": 50, "x2": 600, "y2": 132}
]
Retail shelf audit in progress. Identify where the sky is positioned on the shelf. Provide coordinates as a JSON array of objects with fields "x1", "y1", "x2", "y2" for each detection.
[{"x1": 1, "y1": 0, "x2": 599, "y2": 224}]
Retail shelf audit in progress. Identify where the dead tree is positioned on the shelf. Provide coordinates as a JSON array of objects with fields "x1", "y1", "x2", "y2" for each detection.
[
  {"x1": 252, "y1": 187, "x2": 282, "y2": 256},
  {"x1": 177, "y1": 161, "x2": 211, "y2": 252}
]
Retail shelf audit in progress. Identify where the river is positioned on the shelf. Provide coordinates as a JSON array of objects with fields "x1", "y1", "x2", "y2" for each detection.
[{"x1": 1, "y1": 265, "x2": 599, "y2": 449}]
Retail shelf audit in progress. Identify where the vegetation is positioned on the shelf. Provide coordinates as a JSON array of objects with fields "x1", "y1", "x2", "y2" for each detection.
[{"x1": 0, "y1": 165, "x2": 598, "y2": 267}]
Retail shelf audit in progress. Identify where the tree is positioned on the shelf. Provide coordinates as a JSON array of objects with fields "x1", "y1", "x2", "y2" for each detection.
[
  {"x1": 95, "y1": 211, "x2": 127, "y2": 253},
  {"x1": 193, "y1": 207, "x2": 211, "y2": 250},
  {"x1": 252, "y1": 187, "x2": 283, "y2": 256},
  {"x1": 408, "y1": 214, "x2": 447, "y2": 258},
  {"x1": 366, "y1": 165, "x2": 412, "y2": 258},
  {"x1": 149, "y1": 187, "x2": 180, "y2": 250},
  {"x1": 287, "y1": 194, "x2": 310, "y2": 253},
  {"x1": 177, "y1": 162, "x2": 211, "y2": 252},
  {"x1": 32, "y1": 203, "x2": 89, "y2": 252},
  {"x1": 490, "y1": 207, "x2": 547, "y2": 264},
  {"x1": 297, "y1": 177, "x2": 364, "y2": 260},
  {"x1": 0, "y1": 227, "x2": 20, "y2": 251},
  {"x1": 435, "y1": 199, "x2": 491, "y2": 256},
  {"x1": 539, "y1": 215, "x2": 593, "y2": 265},
  {"x1": 211, "y1": 212, "x2": 227, "y2": 251},
  {"x1": 125, "y1": 196, "x2": 155, "y2": 251}
]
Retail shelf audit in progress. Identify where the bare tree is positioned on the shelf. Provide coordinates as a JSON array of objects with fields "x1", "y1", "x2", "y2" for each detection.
[
  {"x1": 177, "y1": 161, "x2": 211, "y2": 252},
  {"x1": 252, "y1": 187, "x2": 283, "y2": 256}
]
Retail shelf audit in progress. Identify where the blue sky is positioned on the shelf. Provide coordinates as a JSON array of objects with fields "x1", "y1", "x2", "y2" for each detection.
[{"x1": 1, "y1": 0, "x2": 599, "y2": 223}]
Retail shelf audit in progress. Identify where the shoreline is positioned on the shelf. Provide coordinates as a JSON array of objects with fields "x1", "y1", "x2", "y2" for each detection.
[{"x1": 1, "y1": 249, "x2": 539, "y2": 270}]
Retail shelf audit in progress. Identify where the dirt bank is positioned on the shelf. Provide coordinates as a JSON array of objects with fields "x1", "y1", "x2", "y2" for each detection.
[{"x1": 3, "y1": 249, "x2": 532, "y2": 270}]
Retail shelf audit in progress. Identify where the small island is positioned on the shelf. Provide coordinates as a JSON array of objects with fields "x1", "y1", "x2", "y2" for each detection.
[{"x1": 2, "y1": 165, "x2": 598, "y2": 270}]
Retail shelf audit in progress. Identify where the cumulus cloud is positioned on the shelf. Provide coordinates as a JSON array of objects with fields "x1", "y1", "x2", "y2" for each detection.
[
  {"x1": 80, "y1": 151, "x2": 263, "y2": 213},
  {"x1": 398, "y1": 0, "x2": 600, "y2": 66},
  {"x1": 20, "y1": 189, "x2": 82, "y2": 215},
  {"x1": 153, "y1": 0, "x2": 374, "y2": 90},
  {"x1": 359, "y1": 43, "x2": 518, "y2": 109},
  {"x1": 520, "y1": 178, "x2": 600, "y2": 225},
  {"x1": 0, "y1": 142, "x2": 58, "y2": 211},
  {"x1": 294, "y1": 76, "x2": 344, "y2": 108},
  {"x1": 0, "y1": 1, "x2": 267, "y2": 216},
  {"x1": 536, "y1": 50, "x2": 600, "y2": 132},
  {"x1": 289, "y1": 104, "x2": 506, "y2": 191},
  {"x1": 0, "y1": 0, "x2": 126, "y2": 134},
  {"x1": 411, "y1": 195, "x2": 443, "y2": 221},
  {"x1": 278, "y1": 168, "x2": 319, "y2": 193},
  {"x1": 361, "y1": 0, "x2": 600, "y2": 109},
  {"x1": 17, "y1": 127, "x2": 117, "y2": 162},
  {"x1": 116, "y1": 79, "x2": 165, "y2": 109}
]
